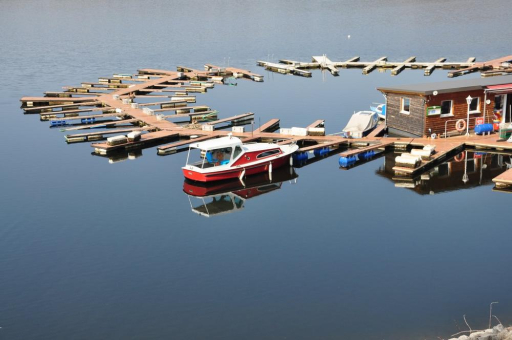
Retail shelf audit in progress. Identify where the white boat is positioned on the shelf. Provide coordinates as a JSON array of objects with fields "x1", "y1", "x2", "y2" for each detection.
[{"x1": 341, "y1": 110, "x2": 379, "y2": 138}]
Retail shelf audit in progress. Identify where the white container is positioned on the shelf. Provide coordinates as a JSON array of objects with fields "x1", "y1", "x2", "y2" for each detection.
[
  {"x1": 171, "y1": 96, "x2": 195, "y2": 103},
  {"x1": 280, "y1": 128, "x2": 292, "y2": 135},
  {"x1": 107, "y1": 135, "x2": 128, "y2": 146},
  {"x1": 423, "y1": 144, "x2": 436, "y2": 152},
  {"x1": 112, "y1": 94, "x2": 120, "y2": 100},
  {"x1": 142, "y1": 108, "x2": 154, "y2": 115},
  {"x1": 115, "y1": 108, "x2": 123, "y2": 114},
  {"x1": 122, "y1": 98, "x2": 131, "y2": 104},
  {"x1": 291, "y1": 127, "x2": 308, "y2": 136},
  {"x1": 411, "y1": 149, "x2": 432, "y2": 160},
  {"x1": 127, "y1": 131, "x2": 142, "y2": 142},
  {"x1": 131, "y1": 103, "x2": 139, "y2": 109},
  {"x1": 232, "y1": 126, "x2": 244, "y2": 133},
  {"x1": 400, "y1": 153, "x2": 421, "y2": 160},
  {"x1": 307, "y1": 127, "x2": 325, "y2": 136},
  {"x1": 202, "y1": 125, "x2": 214, "y2": 131},
  {"x1": 156, "y1": 114, "x2": 165, "y2": 121},
  {"x1": 395, "y1": 154, "x2": 421, "y2": 168}
]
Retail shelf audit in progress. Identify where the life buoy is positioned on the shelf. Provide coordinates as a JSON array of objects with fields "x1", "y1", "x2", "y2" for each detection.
[
  {"x1": 455, "y1": 119, "x2": 466, "y2": 132},
  {"x1": 454, "y1": 152, "x2": 465, "y2": 162}
]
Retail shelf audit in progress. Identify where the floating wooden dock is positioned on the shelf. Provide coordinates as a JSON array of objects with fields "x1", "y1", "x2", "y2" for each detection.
[
  {"x1": 257, "y1": 55, "x2": 512, "y2": 78},
  {"x1": 492, "y1": 167, "x2": 512, "y2": 191},
  {"x1": 20, "y1": 63, "x2": 512, "y2": 193}
]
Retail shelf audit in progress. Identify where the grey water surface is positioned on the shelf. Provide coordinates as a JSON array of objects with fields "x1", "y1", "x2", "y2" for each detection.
[{"x1": 1, "y1": 1, "x2": 512, "y2": 339}]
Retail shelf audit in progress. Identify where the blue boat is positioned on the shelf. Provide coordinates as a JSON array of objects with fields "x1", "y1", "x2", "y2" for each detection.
[{"x1": 370, "y1": 103, "x2": 386, "y2": 120}]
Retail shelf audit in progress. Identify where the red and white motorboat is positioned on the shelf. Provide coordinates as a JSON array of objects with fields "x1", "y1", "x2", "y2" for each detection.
[{"x1": 182, "y1": 134, "x2": 298, "y2": 182}]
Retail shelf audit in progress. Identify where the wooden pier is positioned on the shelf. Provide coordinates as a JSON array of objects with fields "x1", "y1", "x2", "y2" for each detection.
[
  {"x1": 20, "y1": 63, "x2": 512, "y2": 193},
  {"x1": 492, "y1": 168, "x2": 512, "y2": 190},
  {"x1": 257, "y1": 55, "x2": 512, "y2": 78}
]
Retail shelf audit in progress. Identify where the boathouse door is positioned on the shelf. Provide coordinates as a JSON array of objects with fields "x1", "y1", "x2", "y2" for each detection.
[{"x1": 506, "y1": 94, "x2": 512, "y2": 123}]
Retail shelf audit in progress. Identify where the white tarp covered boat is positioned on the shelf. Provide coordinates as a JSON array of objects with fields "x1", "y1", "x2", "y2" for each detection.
[{"x1": 341, "y1": 110, "x2": 379, "y2": 138}]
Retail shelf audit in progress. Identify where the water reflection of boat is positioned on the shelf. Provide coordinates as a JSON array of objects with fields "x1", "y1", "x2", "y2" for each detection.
[
  {"x1": 376, "y1": 150, "x2": 509, "y2": 194},
  {"x1": 184, "y1": 166, "x2": 298, "y2": 217}
]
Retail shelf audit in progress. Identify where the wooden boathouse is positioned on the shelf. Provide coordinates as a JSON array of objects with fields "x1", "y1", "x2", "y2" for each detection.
[{"x1": 377, "y1": 76, "x2": 512, "y2": 138}]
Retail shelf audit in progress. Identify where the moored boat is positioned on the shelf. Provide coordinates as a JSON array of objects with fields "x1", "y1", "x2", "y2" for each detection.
[
  {"x1": 341, "y1": 110, "x2": 379, "y2": 138},
  {"x1": 370, "y1": 103, "x2": 386, "y2": 120},
  {"x1": 182, "y1": 134, "x2": 298, "y2": 182}
]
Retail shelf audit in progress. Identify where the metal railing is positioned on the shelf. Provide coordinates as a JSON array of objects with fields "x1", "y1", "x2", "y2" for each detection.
[{"x1": 443, "y1": 116, "x2": 495, "y2": 138}]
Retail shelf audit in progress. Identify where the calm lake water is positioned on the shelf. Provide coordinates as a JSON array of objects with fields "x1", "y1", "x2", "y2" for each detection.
[{"x1": 1, "y1": 1, "x2": 512, "y2": 339}]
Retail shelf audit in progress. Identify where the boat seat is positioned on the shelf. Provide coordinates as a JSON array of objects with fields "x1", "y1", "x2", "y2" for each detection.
[
  {"x1": 206, "y1": 151, "x2": 217, "y2": 163},
  {"x1": 206, "y1": 151, "x2": 229, "y2": 165}
]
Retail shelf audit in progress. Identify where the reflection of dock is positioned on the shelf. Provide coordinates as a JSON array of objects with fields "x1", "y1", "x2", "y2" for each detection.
[
  {"x1": 257, "y1": 55, "x2": 512, "y2": 78},
  {"x1": 377, "y1": 151, "x2": 508, "y2": 195}
]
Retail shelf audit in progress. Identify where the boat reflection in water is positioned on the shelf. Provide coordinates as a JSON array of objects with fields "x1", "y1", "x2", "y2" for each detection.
[
  {"x1": 183, "y1": 166, "x2": 298, "y2": 217},
  {"x1": 376, "y1": 150, "x2": 511, "y2": 194}
]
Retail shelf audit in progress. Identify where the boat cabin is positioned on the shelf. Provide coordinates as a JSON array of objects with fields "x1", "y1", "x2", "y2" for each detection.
[
  {"x1": 185, "y1": 135, "x2": 286, "y2": 170},
  {"x1": 377, "y1": 76, "x2": 512, "y2": 138},
  {"x1": 185, "y1": 136, "x2": 245, "y2": 169}
]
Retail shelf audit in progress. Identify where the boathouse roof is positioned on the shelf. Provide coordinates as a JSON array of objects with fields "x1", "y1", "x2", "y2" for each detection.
[{"x1": 377, "y1": 75, "x2": 512, "y2": 95}]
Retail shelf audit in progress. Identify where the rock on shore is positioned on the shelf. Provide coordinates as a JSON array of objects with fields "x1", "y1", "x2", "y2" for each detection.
[{"x1": 448, "y1": 325, "x2": 512, "y2": 340}]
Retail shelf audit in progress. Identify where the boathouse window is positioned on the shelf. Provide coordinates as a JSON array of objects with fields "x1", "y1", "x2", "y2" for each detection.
[
  {"x1": 440, "y1": 100, "x2": 453, "y2": 116},
  {"x1": 257, "y1": 149, "x2": 280, "y2": 159},
  {"x1": 401, "y1": 98, "x2": 410, "y2": 114},
  {"x1": 468, "y1": 97, "x2": 480, "y2": 113}
]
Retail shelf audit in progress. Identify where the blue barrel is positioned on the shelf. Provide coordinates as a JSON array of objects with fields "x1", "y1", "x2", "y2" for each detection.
[
  {"x1": 81, "y1": 117, "x2": 96, "y2": 124},
  {"x1": 474, "y1": 123, "x2": 493, "y2": 135},
  {"x1": 339, "y1": 156, "x2": 356, "y2": 167},
  {"x1": 313, "y1": 147, "x2": 329, "y2": 157},
  {"x1": 50, "y1": 120, "x2": 67, "y2": 127},
  {"x1": 292, "y1": 152, "x2": 308, "y2": 162},
  {"x1": 358, "y1": 150, "x2": 375, "y2": 161}
]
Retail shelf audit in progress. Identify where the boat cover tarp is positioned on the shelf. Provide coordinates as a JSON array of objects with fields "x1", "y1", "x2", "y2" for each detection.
[{"x1": 342, "y1": 111, "x2": 377, "y2": 135}]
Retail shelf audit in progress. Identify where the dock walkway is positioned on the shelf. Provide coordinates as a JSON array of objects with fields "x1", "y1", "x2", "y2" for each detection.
[{"x1": 20, "y1": 64, "x2": 512, "y2": 192}]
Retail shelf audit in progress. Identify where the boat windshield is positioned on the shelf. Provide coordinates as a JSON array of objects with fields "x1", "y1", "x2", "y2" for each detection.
[{"x1": 186, "y1": 146, "x2": 234, "y2": 169}]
